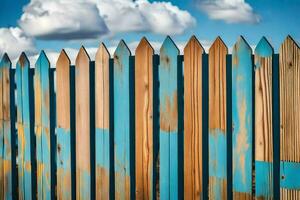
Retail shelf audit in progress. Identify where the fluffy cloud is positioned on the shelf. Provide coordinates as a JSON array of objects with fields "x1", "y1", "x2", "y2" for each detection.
[
  {"x1": 97, "y1": 0, "x2": 196, "y2": 35},
  {"x1": 0, "y1": 27, "x2": 36, "y2": 62},
  {"x1": 19, "y1": 0, "x2": 108, "y2": 40},
  {"x1": 197, "y1": 0, "x2": 260, "y2": 24},
  {"x1": 18, "y1": 0, "x2": 195, "y2": 40}
]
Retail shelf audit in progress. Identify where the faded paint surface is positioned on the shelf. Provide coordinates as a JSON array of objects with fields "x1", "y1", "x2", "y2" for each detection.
[
  {"x1": 0, "y1": 54, "x2": 13, "y2": 200},
  {"x1": 232, "y1": 37, "x2": 253, "y2": 197},
  {"x1": 159, "y1": 36, "x2": 179, "y2": 200},
  {"x1": 16, "y1": 53, "x2": 33, "y2": 200},
  {"x1": 280, "y1": 161, "x2": 300, "y2": 190},
  {"x1": 35, "y1": 51, "x2": 51, "y2": 200},
  {"x1": 114, "y1": 40, "x2": 132, "y2": 200}
]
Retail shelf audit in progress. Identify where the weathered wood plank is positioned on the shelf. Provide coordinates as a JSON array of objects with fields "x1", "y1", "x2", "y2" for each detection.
[
  {"x1": 254, "y1": 37, "x2": 274, "y2": 199},
  {"x1": 183, "y1": 35, "x2": 203, "y2": 200},
  {"x1": 232, "y1": 36, "x2": 253, "y2": 200},
  {"x1": 75, "y1": 47, "x2": 91, "y2": 200},
  {"x1": 208, "y1": 37, "x2": 227, "y2": 200},
  {"x1": 279, "y1": 36, "x2": 300, "y2": 199},
  {"x1": 114, "y1": 40, "x2": 133, "y2": 200},
  {"x1": 35, "y1": 51, "x2": 52, "y2": 200},
  {"x1": 135, "y1": 37, "x2": 154, "y2": 200},
  {"x1": 95, "y1": 43, "x2": 110, "y2": 200},
  {"x1": 159, "y1": 36, "x2": 179, "y2": 200},
  {"x1": 56, "y1": 50, "x2": 72, "y2": 200},
  {"x1": 0, "y1": 53, "x2": 13, "y2": 199},
  {"x1": 16, "y1": 52, "x2": 34, "y2": 200}
]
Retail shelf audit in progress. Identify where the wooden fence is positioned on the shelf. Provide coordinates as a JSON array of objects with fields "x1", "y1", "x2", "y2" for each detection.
[{"x1": 0, "y1": 35, "x2": 299, "y2": 200}]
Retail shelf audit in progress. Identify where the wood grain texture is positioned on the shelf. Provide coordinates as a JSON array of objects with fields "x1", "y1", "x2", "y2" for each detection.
[
  {"x1": 254, "y1": 37, "x2": 274, "y2": 199},
  {"x1": 232, "y1": 36, "x2": 253, "y2": 199},
  {"x1": 114, "y1": 40, "x2": 132, "y2": 200},
  {"x1": 35, "y1": 51, "x2": 51, "y2": 200},
  {"x1": 75, "y1": 47, "x2": 91, "y2": 200},
  {"x1": 159, "y1": 36, "x2": 179, "y2": 200},
  {"x1": 280, "y1": 36, "x2": 300, "y2": 199},
  {"x1": 183, "y1": 36, "x2": 203, "y2": 200},
  {"x1": 0, "y1": 53, "x2": 12, "y2": 199},
  {"x1": 95, "y1": 43, "x2": 110, "y2": 200},
  {"x1": 56, "y1": 50, "x2": 72, "y2": 200},
  {"x1": 135, "y1": 37, "x2": 154, "y2": 200},
  {"x1": 208, "y1": 37, "x2": 227, "y2": 200},
  {"x1": 16, "y1": 53, "x2": 34, "y2": 200}
]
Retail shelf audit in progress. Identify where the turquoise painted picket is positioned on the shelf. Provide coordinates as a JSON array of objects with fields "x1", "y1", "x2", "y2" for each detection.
[
  {"x1": 232, "y1": 36, "x2": 253, "y2": 199},
  {"x1": 159, "y1": 36, "x2": 180, "y2": 200},
  {"x1": 1, "y1": 35, "x2": 300, "y2": 199}
]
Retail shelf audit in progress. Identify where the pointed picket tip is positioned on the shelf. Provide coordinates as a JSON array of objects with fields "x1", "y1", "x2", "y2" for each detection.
[
  {"x1": 36, "y1": 50, "x2": 50, "y2": 67},
  {"x1": 17, "y1": 52, "x2": 30, "y2": 68},
  {"x1": 160, "y1": 36, "x2": 179, "y2": 54},
  {"x1": 114, "y1": 40, "x2": 131, "y2": 57},
  {"x1": 136, "y1": 37, "x2": 154, "y2": 53},
  {"x1": 281, "y1": 35, "x2": 300, "y2": 49},
  {"x1": 209, "y1": 36, "x2": 228, "y2": 53},
  {"x1": 76, "y1": 46, "x2": 90, "y2": 66},
  {"x1": 0, "y1": 53, "x2": 11, "y2": 67},
  {"x1": 57, "y1": 49, "x2": 71, "y2": 67},
  {"x1": 184, "y1": 35, "x2": 204, "y2": 53},
  {"x1": 255, "y1": 37, "x2": 273, "y2": 57},
  {"x1": 96, "y1": 42, "x2": 110, "y2": 58},
  {"x1": 233, "y1": 36, "x2": 252, "y2": 53}
]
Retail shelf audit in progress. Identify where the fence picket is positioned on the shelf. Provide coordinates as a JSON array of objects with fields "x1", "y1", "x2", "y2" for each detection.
[
  {"x1": 34, "y1": 51, "x2": 52, "y2": 199},
  {"x1": 56, "y1": 50, "x2": 72, "y2": 200},
  {"x1": 159, "y1": 36, "x2": 180, "y2": 200},
  {"x1": 232, "y1": 36, "x2": 253, "y2": 199},
  {"x1": 16, "y1": 52, "x2": 35, "y2": 200},
  {"x1": 113, "y1": 40, "x2": 133, "y2": 200},
  {"x1": 75, "y1": 47, "x2": 91, "y2": 200},
  {"x1": 0, "y1": 54, "x2": 14, "y2": 200},
  {"x1": 279, "y1": 36, "x2": 300, "y2": 199},
  {"x1": 95, "y1": 43, "x2": 111, "y2": 200},
  {"x1": 183, "y1": 36, "x2": 204, "y2": 200},
  {"x1": 208, "y1": 37, "x2": 228, "y2": 200},
  {"x1": 135, "y1": 37, "x2": 154, "y2": 200},
  {"x1": 254, "y1": 37, "x2": 274, "y2": 199}
]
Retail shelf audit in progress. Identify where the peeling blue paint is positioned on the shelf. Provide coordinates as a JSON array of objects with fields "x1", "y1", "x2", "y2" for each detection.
[
  {"x1": 96, "y1": 128, "x2": 110, "y2": 169},
  {"x1": 280, "y1": 161, "x2": 300, "y2": 190},
  {"x1": 255, "y1": 161, "x2": 273, "y2": 198}
]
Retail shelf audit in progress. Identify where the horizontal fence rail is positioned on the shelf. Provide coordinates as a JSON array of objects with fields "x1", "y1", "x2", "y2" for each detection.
[{"x1": 0, "y1": 35, "x2": 299, "y2": 200}]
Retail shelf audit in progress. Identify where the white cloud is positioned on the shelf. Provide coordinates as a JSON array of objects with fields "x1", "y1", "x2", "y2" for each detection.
[
  {"x1": 97, "y1": 0, "x2": 196, "y2": 35},
  {"x1": 197, "y1": 0, "x2": 260, "y2": 24},
  {"x1": 18, "y1": 0, "x2": 195, "y2": 40},
  {"x1": 0, "y1": 27, "x2": 36, "y2": 64},
  {"x1": 19, "y1": 0, "x2": 109, "y2": 40}
]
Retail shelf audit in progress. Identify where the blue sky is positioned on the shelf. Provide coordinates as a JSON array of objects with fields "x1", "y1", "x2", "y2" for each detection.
[{"x1": 0, "y1": 0, "x2": 299, "y2": 64}]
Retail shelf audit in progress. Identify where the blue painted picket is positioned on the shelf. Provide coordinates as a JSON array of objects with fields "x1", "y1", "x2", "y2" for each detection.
[
  {"x1": 56, "y1": 50, "x2": 72, "y2": 200},
  {"x1": 232, "y1": 36, "x2": 253, "y2": 199},
  {"x1": 34, "y1": 51, "x2": 52, "y2": 200},
  {"x1": 113, "y1": 40, "x2": 133, "y2": 200},
  {"x1": 159, "y1": 36, "x2": 180, "y2": 200},
  {"x1": 0, "y1": 53, "x2": 13, "y2": 200},
  {"x1": 254, "y1": 37, "x2": 274, "y2": 199},
  {"x1": 16, "y1": 53, "x2": 35, "y2": 200}
]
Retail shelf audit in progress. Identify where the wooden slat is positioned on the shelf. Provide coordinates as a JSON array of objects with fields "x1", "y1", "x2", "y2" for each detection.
[
  {"x1": 114, "y1": 40, "x2": 133, "y2": 200},
  {"x1": 35, "y1": 51, "x2": 51, "y2": 200},
  {"x1": 95, "y1": 43, "x2": 110, "y2": 200},
  {"x1": 208, "y1": 37, "x2": 227, "y2": 200},
  {"x1": 232, "y1": 36, "x2": 253, "y2": 200},
  {"x1": 280, "y1": 36, "x2": 300, "y2": 199},
  {"x1": 135, "y1": 37, "x2": 154, "y2": 200},
  {"x1": 16, "y1": 52, "x2": 34, "y2": 199},
  {"x1": 56, "y1": 50, "x2": 72, "y2": 200},
  {"x1": 75, "y1": 47, "x2": 91, "y2": 200},
  {"x1": 0, "y1": 53, "x2": 13, "y2": 199},
  {"x1": 159, "y1": 36, "x2": 179, "y2": 200},
  {"x1": 254, "y1": 37, "x2": 274, "y2": 199},
  {"x1": 183, "y1": 35, "x2": 203, "y2": 200}
]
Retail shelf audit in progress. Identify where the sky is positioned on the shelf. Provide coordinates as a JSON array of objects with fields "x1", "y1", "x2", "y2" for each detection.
[{"x1": 0, "y1": 0, "x2": 299, "y2": 65}]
